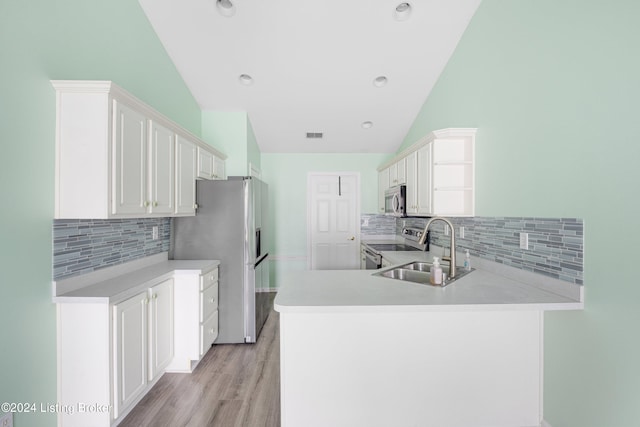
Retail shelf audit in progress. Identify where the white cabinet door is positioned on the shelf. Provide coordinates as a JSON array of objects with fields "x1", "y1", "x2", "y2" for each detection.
[
  {"x1": 405, "y1": 151, "x2": 418, "y2": 215},
  {"x1": 416, "y1": 144, "x2": 432, "y2": 215},
  {"x1": 378, "y1": 168, "x2": 389, "y2": 213},
  {"x1": 197, "y1": 146, "x2": 214, "y2": 179},
  {"x1": 200, "y1": 310, "x2": 219, "y2": 357},
  {"x1": 113, "y1": 291, "x2": 148, "y2": 419},
  {"x1": 388, "y1": 162, "x2": 398, "y2": 187},
  {"x1": 396, "y1": 158, "x2": 406, "y2": 185},
  {"x1": 213, "y1": 155, "x2": 225, "y2": 180},
  {"x1": 113, "y1": 101, "x2": 147, "y2": 216},
  {"x1": 175, "y1": 136, "x2": 197, "y2": 215},
  {"x1": 149, "y1": 122, "x2": 175, "y2": 215},
  {"x1": 148, "y1": 279, "x2": 174, "y2": 382}
]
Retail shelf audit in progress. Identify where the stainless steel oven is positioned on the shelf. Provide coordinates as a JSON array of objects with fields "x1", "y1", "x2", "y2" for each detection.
[{"x1": 384, "y1": 185, "x2": 407, "y2": 217}]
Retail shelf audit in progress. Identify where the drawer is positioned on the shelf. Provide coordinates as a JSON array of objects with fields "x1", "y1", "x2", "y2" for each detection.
[
  {"x1": 200, "y1": 310, "x2": 219, "y2": 357},
  {"x1": 200, "y1": 268, "x2": 218, "y2": 291},
  {"x1": 200, "y1": 281, "x2": 219, "y2": 323}
]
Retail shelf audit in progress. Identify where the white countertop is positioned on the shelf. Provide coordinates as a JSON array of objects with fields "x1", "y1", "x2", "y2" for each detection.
[
  {"x1": 53, "y1": 256, "x2": 219, "y2": 304},
  {"x1": 275, "y1": 246, "x2": 583, "y2": 313}
]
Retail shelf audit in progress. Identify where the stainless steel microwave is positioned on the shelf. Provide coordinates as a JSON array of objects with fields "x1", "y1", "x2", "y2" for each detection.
[{"x1": 384, "y1": 185, "x2": 407, "y2": 217}]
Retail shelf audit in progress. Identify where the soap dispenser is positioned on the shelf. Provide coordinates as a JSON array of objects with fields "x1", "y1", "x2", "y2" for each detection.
[
  {"x1": 464, "y1": 250, "x2": 471, "y2": 272},
  {"x1": 430, "y1": 257, "x2": 443, "y2": 285}
]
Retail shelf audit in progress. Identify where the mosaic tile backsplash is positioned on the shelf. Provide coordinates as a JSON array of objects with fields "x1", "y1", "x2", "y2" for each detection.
[
  {"x1": 397, "y1": 216, "x2": 583, "y2": 285},
  {"x1": 53, "y1": 218, "x2": 171, "y2": 280},
  {"x1": 361, "y1": 214, "x2": 397, "y2": 236}
]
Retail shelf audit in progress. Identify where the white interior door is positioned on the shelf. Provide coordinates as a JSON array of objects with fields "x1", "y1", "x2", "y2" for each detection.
[{"x1": 308, "y1": 173, "x2": 360, "y2": 270}]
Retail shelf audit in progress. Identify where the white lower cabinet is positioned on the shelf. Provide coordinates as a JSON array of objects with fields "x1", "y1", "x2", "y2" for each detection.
[
  {"x1": 113, "y1": 291, "x2": 148, "y2": 419},
  {"x1": 57, "y1": 278, "x2": 174, "y2": 427},
  {"x1": 148, "y1": 279, "x2": 174, "y2": 381},
  {"x1": 113, "y1": 278, "x2": 174, "y2": 421},
  {"x1": 167, "y1": 267, "x2": 219, "y2": 372}
]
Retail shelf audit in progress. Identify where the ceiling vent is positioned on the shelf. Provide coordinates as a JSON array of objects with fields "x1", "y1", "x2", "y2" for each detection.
[{"x1": 306, "y1": 132, "x2": 323, "y2": 139}]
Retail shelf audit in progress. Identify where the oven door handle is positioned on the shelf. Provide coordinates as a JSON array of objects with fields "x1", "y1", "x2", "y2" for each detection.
[{"x1": 363, "y1": 248, "x2": 381, "y2": 264}]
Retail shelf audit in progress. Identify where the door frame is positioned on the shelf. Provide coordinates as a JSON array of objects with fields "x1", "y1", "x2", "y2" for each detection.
[{"x1": 306, "y1": 172, "x2": 361, "y2": 270}]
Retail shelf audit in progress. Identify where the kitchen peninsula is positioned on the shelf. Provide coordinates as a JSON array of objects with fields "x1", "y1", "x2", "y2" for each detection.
[{"x1": 274, "y1": 251, "x2": 583, "y2": 427}]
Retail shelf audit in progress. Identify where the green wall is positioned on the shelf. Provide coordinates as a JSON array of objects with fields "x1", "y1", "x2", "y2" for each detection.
[
  {"x1": 261, "y1": 153, "x2": 388, "y2": 286},
  {"x1": 401, "y1": 1, "x2": 640, "y2": 425},
  {"x1": 201, "y1": 111, "x2": 261, "y2": 176},
  {"x1": 202, "y1": 111, "x2": 248, "y2": 176},
  {"x1": 0, "y1": 1, "x2": 201, "y2": 426},
  {"x1": 247, "y1": 118, "x2": 262, "y2": 174}
]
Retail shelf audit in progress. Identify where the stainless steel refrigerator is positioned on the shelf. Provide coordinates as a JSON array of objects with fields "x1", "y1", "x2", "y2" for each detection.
[{"x1": 170, "y1": 177, "x2": 270, "y2": 344}]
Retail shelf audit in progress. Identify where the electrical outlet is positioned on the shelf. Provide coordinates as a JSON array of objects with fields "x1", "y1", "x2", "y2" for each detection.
[
  {"x1": 152, "y1": 226, "x2": 159, "y2": 240},
  {"x1": 519, "y1": 232, "x2": 529, "y2": 250},
  {"x1": 362, "y1": 217, "x2": 369, "y2": 226},
  {"x1": 459, "y1": 226, "x2": 465, "y2": 239},
  {"x1": 1, "y1": 412, "x2": 13, "y2": 427},
  {"x1": 444, "y1": 224, "x2": 450, "y2": 236}
]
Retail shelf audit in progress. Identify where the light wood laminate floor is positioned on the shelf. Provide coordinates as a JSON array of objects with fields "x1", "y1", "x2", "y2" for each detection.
[{"x1": 119, "y1": 295, "x2": 280, "y2": 427}]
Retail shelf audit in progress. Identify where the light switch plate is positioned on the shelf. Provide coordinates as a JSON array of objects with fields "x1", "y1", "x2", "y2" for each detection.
[
  {"x1": 459, "y1": 226, "x2": 465, "y2": 239},
  {"x1": 519, "y1": 232, "x2": 529, "y2": 250},
  {"x1": 1, "y1": 412, "x2": 13, "y2": 427},
  {"x1": 152, "y1": 226, "x2": 159, "y2": 240}
]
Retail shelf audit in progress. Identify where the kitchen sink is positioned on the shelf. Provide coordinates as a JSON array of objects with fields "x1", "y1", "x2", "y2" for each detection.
[{"x1": 374, "y1": 261, "x2": 474, "y2": 287}]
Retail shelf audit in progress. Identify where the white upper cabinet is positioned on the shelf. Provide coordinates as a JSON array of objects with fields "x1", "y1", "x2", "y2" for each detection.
[
  {"x1": 148, "y1": 121, "x2": 175, "y2": 215},
  {"x1": 431, "y1": 135, "x2": 475, "y2": 216},
  {"x1": 415, "y1": 143, "x2": 433, "y2": 215},
  {"x1": 197, "y1": 146, "x2": 214, "y2": 179},
  {"x1": 378, "y1": 128, "x2": 476, "y2": 217},
  {"x1": 213, "y1": 154, "x2": 226, "y2": 180},
  {"x1": 113, "y1": 101, "x2": 148, "y2": 216},
  {"x1": 197, "y1": 146, "x2": 226, "y2": 180},
  {"x1": 52, "y1": 80, "x2": 226, "y2": 219},
  {"x1": 389, "y1": 157, "x2": 406, "y2": 187},
  {"x1": 175, "y1": 136, "x2": 197, "y2": 215},
  {"x1": 377, "y1": 167, "x2": 390, "y2": 213}
]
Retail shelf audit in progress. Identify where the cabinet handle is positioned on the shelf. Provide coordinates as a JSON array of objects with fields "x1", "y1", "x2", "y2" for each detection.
[
  {"x1": 209, "y1": 297, "x2": 215, "y2": 304},
  {"x1": 194, "y1": 203, "x2": 199, "y2": 209},
  {"x1": 144, "y1": 201, "x2": 150, "y2": 208},
  {"x1": 153, "y1": 201, "x2": 158, "y2": 207},
  {"x1": 347, "y1": 236, "x2": 355, "y2": 241},
  {"x1": 153, "y1": 294, "x2": 158, "y2": 300},
  {"x1": 209, "y1": 328, "x2": 215, "y2": 335},
  {"x1": 210, "y1": 274, "x2": 214, "y2": 281}
]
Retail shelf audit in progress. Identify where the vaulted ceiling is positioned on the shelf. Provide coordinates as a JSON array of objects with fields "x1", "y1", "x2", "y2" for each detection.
[{"x1": 139, "y1": 0, "x2": 481, "y2": 153}]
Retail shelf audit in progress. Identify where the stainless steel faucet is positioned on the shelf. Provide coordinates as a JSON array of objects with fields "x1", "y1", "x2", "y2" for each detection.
[{"x1": 417, "y1": 217, "x2": 457, "y2": 278}]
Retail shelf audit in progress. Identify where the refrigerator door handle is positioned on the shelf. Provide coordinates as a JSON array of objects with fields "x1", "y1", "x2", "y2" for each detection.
[{"x1": 255, "y1": 253, "x2": 268, "y2": 268}]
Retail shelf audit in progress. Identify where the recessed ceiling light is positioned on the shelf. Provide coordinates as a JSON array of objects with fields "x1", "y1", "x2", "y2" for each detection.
[
  {"x1": 362, "y1": 121, "x2": 373, "y2": 129},
  {"x1": 216, "y1": 0, "x2": 236, "y2": 17},
  {"x1": 239, "y1": 74, "x2": 253, "y2": 85},
  {"x1": 373, "y1": 76, "x2": 388, "y2": 87},
  {"x1": 394, "y1": 2, "x2": 412, "y2": 21}
]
